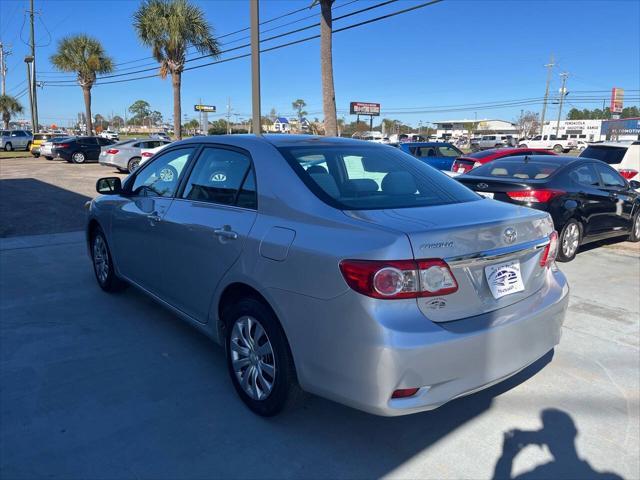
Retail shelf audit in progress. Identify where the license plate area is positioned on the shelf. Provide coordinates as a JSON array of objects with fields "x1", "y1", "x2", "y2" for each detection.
[{"x1": 484, "y1": 259, "x2": 525, "y2": 299}]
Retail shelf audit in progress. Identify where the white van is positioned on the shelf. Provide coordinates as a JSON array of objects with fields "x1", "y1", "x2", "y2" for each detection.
[{"x1": 579, "y1": 141, "x2": 640, "y2": 181}]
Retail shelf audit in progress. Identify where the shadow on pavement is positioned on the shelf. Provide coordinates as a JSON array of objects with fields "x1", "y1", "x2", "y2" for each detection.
[
  {"x1": 493, "y1": 408, "x2": 623, "y2": 479},
  {"x1": 0, "y1": 178, "x2": 91, "y2": 237}
]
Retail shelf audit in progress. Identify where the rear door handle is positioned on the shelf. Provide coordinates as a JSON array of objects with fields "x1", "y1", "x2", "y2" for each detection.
[
  {"x1": 214, "y1": 225, "x2": 238, "y2": 240},
  {"x1": 147, "y1": 212, "x2": 162, "y2": 223}
]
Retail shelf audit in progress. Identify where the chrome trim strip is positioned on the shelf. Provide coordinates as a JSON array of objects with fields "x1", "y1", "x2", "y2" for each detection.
[{"x1": 446, "y1": 238, "x2": 550, "y2": 268}]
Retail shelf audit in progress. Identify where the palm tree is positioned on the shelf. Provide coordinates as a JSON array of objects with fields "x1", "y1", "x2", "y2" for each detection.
[
  {"x1": 50, "y1": 35, "x2": 113, "y2": 136},
  {"x1": 134, "y1": 0, "x2": 220, "y2": 140},
  {"x1": 318, "y1": 0, "x2": 338, "y2": 137},
  {"x1": 0, "y1": 94, "x2": 24, "y2": 129},
  {"x1": 292, "y1": 99, "x2": 307, "y2": 132}
]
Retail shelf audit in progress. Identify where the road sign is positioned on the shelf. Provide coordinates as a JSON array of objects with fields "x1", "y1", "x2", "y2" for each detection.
[
  {"x1": 350, "y1": 102, "x2": 380, "y2": 116},
  {"x1": 194, "y1": 104, "x2": 216, "y2": 112}
]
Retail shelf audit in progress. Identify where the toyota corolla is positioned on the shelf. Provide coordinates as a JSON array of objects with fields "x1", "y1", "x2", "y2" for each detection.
[{"x1": 87, "y1": 135, "x2": 569, "y2": 417}]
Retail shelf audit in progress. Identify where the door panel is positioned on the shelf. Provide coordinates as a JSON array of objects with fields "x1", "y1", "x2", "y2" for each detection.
[
  {"x1": 568, "y1": 163, "x2": 612, "y2": 236},
  {"x1": 154, "y1": 146, "x2": 258, "y2": 322},
  {"x1": 594, "y1": 163, "x2": 634, "y2": 232}
]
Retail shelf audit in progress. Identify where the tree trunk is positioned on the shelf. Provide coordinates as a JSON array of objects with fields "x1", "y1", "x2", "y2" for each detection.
[
  {"x1": 2, "y1": 113, "x2": 9, "y2": 130},
  {"x1": 320, "y1": 0, "x2": 337, "y2": 137},
  {"x1": 83, "y1": 87, "x2": 93, "y2": 136},
  {"x1": 172, "y1": 71, "x2": 182, "y2": 140}
]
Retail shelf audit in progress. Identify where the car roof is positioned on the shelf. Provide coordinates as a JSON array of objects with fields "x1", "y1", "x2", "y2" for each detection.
[
  {"x1": 176, "y1": 134, "x2": 373, "y2": 149},
  {"x1": 584, "y1": 141, "x2": 635, "y2": 148},
  {"x1": 490, "y1": 154, "x2": 583, "y2": 165},
  {"x1": 400, "y1": 142, "x2": 454, "y2": 147}
]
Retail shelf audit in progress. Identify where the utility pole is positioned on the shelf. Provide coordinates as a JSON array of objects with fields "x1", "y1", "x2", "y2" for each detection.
[
  {"x1": 28, "y1": 0, "x2": 39, "y2": 131},
  {"x1": 555, "y1": 72, "x2": 569, "y2": 138},
  {"x1": 24, "y1": 57, "x2": 35, "y2": 132},
  {"x1": 250, "y1": 0, "x2": 261, "y2": 136},
  {"x1": 226, "y1": 97, "x2": 231, "y2": 134},
  {"x1": 0, "y1": 42, "x2": 11, "y2": 95},
  {"x1": 539, "y1": 54, "x2": 555, "y2": 137}
]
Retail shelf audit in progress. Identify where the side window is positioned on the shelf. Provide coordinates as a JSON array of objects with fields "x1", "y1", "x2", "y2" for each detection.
[
  {"x1": 82, "y1": 137, "x2": 98, "y2": 145},
  {"x1": 181, "y1": 147, "x2": 256, "y2": 208},
  {"x1": 131, "y1": 147, "x2": 194, "y2": 198},
  {"x1": 437, "y1": 146, "x2": 461, "y2": 157},
  {"x1": 594, "y1": 163, "x2": 626, "y2": 189},
  {"x1": 569, "y1": 164, "x2": 600, "y2": 188}
]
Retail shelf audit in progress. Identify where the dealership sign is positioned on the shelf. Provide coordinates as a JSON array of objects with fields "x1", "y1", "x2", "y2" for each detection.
[
  {"x1": 350, "y1": 102, "x2": 380, "y2": 116},
  {"x1": 610, "y1": 88, "x2": 624, "y2": 114},
  {"x1": 194, "y1": 104, "x2": 216, "y2": 112}
]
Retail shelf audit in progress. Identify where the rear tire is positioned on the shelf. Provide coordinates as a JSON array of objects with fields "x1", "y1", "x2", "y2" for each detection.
[
  {"x1": 553, "y1": 144, "x2": 563, "y2": 153},
  {"x1": 224, "y1": 297, "x2": 300, "y2": 416},
  {"x1": 519, "y1": 144, "x2": 528, "y2": 148},
  {"x1": 25, "y1": 142, "x2": 32, "y2": 151},
  {"x1": 71, "y1": 151, "x2": 86, "y2": 164},
  {"x1": 90, "y1": 226, "x2": 127, "y2": 292},
  {"x1": 629, "y1": 212, "x2": 640, "y2": 242},
  {"x1": 557, "y1": 219, "x2": 581, "y2": 262},
  {"x1": 127, "y1": 157, "x2": 141, "y2": 173}
]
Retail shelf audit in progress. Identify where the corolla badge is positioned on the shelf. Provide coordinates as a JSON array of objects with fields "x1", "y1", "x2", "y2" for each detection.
[
  {"x1": 477, "y1": 182, "x2": 489, "y2": 189},
  {"x1": 211, "y1": 172, "x2": 227, "y2": 182},
  {"x1": 503, "y1": 227, "x2": 517, "y2": 244}
]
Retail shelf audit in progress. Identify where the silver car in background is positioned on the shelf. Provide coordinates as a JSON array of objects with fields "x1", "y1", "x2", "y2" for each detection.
[
  {"x1": 87, "y1": 135, "x2": 568, "y2": 417},
  {"x1": 99, "y1": 138, "x2": 172, "y2": 173},
  {"x1": 1, "y1": 129, "x2": 33, "y2": 151}
]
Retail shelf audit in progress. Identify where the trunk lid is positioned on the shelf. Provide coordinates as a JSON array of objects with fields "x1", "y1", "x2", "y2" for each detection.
[{"x1": 346, "y1": 199, "x2": 553, "y2": 322}]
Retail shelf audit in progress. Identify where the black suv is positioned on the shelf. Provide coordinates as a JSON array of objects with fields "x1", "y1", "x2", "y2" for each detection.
[{"x1": 52, "y1": 136, "x2": 115, "y2": 163}]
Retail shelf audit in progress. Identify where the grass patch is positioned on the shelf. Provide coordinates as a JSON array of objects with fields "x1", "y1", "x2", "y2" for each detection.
[{"x1": 0, "y1": 151, "x2": 33, "y2": 159}]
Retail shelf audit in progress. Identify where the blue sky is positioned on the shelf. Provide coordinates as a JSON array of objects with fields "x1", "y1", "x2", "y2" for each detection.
[{"x1": 1, "y1": 0, "x2": 639, "y2": 128}]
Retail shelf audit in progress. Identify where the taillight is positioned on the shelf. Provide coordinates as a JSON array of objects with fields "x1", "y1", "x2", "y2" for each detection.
[
  {"x1": 539, "y1": 231, "x2": 559, "y2": 267},
  {"x1": 141, "y1": 152, "x2": 154, "y2": 158},
  {"x1": 506, "y1": 189, "x2": 565, "y2": 203},
  {"x1": 56, "y1": 143, "x2": 70, "y2": 148},
  {"x1": 106, "y1": 149, "x2": 119, "y2": 155},
  {"x1": 392, "y1": 388, "x2": 419, "y2": 399},
  {"x1": 619, "y1": 169, "x2": 638, "y2": 180},
  {"x1": 339, "y1": 259, "x2": 458, "y2": 299}
]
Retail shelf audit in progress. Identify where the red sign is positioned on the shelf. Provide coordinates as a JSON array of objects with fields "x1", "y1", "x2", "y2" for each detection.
[{"x1": 610, "y1": 88, "x2": 624, "y2": 114}]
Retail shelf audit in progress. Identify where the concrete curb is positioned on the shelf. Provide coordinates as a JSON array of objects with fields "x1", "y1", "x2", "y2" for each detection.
[{"x1": 0, "y1": 230, "x2": 85, "y2": 251}]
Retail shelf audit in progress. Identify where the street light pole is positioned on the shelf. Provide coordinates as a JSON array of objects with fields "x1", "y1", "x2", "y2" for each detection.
[
  {"x1": 250, "y1": 0, "x2": 262, "y2": 136},
  {"x1": 555, "y1": 72, "x2": 569, "y2": 138}
]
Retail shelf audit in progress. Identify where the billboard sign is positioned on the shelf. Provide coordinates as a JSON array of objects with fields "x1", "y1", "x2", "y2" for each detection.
[
  {"x1": 350, "y1": 102, "x2": 380, "y2": 116},
  {"x1": 610, "y1": 88, "x2": 624, "y2": 114},
  {"x1": 194, "y1": 104, "x2": 216, "y2": 112}
]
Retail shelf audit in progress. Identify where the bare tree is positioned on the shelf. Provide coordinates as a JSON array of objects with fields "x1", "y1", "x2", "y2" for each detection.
[{"x1": 515, "y1": 111, "x2": 540, "y2": 139}]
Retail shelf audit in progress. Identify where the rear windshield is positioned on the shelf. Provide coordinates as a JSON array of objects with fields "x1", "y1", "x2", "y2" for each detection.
[
  {"x1": 470, "y1": 157, "x2": 564, "y2": 180},
  {"x1": 33, "y1": 134, "x2": 50, "y2": 140},
  {"x1": 279, "y1": 145, "x2": 479, "y2": 210},
  {"x1": 580, "y1": 145, "x2": 627, "y2": 165}
]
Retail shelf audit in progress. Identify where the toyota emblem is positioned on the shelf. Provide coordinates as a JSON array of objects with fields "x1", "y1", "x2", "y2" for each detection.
[
  {"x1": 477, "y1": 183, "x2": 489, "y2": 189},
  {"x1": 503, "y1": 227, "x2": 517, "y2": 244}
]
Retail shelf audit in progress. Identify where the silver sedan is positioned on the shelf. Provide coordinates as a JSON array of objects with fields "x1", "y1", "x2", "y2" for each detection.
[
  {"x1": 99, "y1": 138, "x2": 172, "y2": 173},
  {"x1": 87, "y1": 135, "x2": 569, "y2": 416}
]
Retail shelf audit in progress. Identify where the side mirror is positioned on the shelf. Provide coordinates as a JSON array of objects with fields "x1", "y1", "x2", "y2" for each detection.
[
  {"x1": 96, "y1": 177, "x2": 122, "y2": 195},
  {"x1": 629, "y1": 180, "x2": 640, "y2": 190}
]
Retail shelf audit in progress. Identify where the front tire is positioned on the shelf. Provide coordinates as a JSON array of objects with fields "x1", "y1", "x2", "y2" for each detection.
[
  {"x1": 629, "y1": 212, "x2": 640, "y2": 242},
  {"x1": 4, "y1": 142, "x2": 13, "y2": 151},
  {"x1": 90, "y1": 227, "x2": 127, "y2": 292},
  {"x1": 71, "y1": 151, "x2": 86, "y2": 164},
  {"x1": 558, "y1": 219, "x2": 582, "y2": 262},
  {"x1": 224, "y1": 297, "x2": 300, "y2": 416}
]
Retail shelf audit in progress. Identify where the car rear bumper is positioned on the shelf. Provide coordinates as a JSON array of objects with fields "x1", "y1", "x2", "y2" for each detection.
[
  {"x1": 270, "y1": 267, "x2": 568, "y2": 416},
  {"x1": 99, "y1": 155, "x2": 126, "y2": 169}
]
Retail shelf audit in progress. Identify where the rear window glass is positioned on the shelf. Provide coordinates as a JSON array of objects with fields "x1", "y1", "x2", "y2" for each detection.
[
  {"x1": 33, "y1": 134, "x2": 49, "y2": 140},
  {"x1": 279, "y1": 145, "x2": 479, "y2": 210},
  {"x1": 470, "y1": 157, "x2": 564, "y2": 180},
  {"x1": 580, "y1": 146, "x2": 627, "y2": 165}
]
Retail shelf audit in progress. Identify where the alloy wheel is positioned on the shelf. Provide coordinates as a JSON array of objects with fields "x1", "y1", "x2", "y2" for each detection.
[
  {"x1": 92, "y1": 235, "x2": 109, "y2": 284},
  {"x1": 230, "y1": 316, "x2": 276, "y2": 401},
  {"x1": 73, "y1": 152, "x2": 85, "y2": 163},
  {"x1": 562, "y1": 223, "x2": 580, "y2": 258},
  {"x1": 634, "y1": 215, "x2": 640, "y2": 239}
]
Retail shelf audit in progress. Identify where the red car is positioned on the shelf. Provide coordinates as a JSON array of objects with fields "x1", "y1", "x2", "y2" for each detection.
[{"x1": 451, "y1": 148, "x2": 557, "y2": 174}]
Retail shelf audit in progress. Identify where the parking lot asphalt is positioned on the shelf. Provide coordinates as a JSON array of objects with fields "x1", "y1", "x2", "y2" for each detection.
[{"x1": 0, "y1": 155, "x2": 639, "y2": 479}]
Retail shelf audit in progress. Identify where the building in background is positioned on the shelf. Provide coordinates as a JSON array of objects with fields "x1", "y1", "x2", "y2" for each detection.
[
  {"x1": 541, "y1": 119, "x2": 603, "y2": 141},
  {"x1": 601, "y1": 117, "x2": 640, "y2": 141},
  {"x1": 433, "y1": 119, "x2": 518, "y2": 139}
]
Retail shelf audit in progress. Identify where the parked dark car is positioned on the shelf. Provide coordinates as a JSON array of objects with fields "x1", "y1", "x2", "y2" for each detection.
[
  {"x1": 51, "y1": 136, "x2": 116, "y2": 163},
  {"x1": 397, "y1": 142, "x2": 464, "y2": 171},
  {"x1": 456, "y1": 155, "x2": 640, "y2": 261},
  {"x1": 451, "y1": 148, "x2": 557, "y2": 174}
]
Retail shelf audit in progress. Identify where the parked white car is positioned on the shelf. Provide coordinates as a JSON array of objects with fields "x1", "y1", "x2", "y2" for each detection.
[
  {"x1": 99, "y1": 130, "x2": 119, "y2": 141},
  {"x1": 139, "y1": 142, "x2": 171, "y2": 167},
  {"x1": 579, "y1": 141, "x2": 640, "y2": 182},
  {"x1": 518, "y1": 134, "x2": 576, "y2": 153}
]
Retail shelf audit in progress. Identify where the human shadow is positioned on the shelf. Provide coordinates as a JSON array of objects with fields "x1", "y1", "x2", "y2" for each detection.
[{"x1": 493, "y1": 408, "x2": 623, "y2": 480}]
